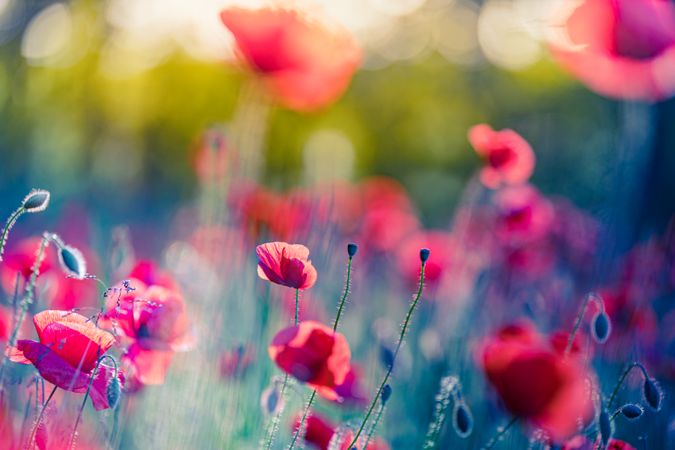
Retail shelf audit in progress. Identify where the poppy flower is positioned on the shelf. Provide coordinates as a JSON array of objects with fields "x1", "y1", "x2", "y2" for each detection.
[
  {"x1": 480, "y1": 322, "x2": 593, "y2": 442},
  {"x1": 256, "y1": 242, "x2": 317, "y2": 290},
  {"x1": 220, "y1": 6, "x2": 361, "y2": 111},
  {"x1": 494, "y1": 185, "x2": 554, "y2": 246},
  {"x1": 102, "y1": 277, "x2": 192, "y2": 386},
  {"x1": 0, "y1": 237, "x2": 52, "y2": 292},
  {"x1": 8, "y1": 310, "x2": 120, "y2": 410},
  {"x1": 560, "y1": 435, "x2": 636, "y2": 450},
  {"x1": 468, "y1": 124, "x2": 535, "y2": 189},
  {"x1": 292, "y1": 413, "x2": 335, "y2": 450},
  {"x1": 550, "y1": 0, "x2": 675, "y2": 101},
  {"x1": 269, "y1": 321, "x2": 351, "y2": 400},
  {"x1": 128, "y1": 260, "x2": 179, "y2": 292}
]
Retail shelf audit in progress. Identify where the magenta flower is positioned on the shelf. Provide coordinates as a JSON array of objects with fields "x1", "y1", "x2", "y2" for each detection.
[{"x1": 256, "y1": 242, "x2": 317, "y2": 290}]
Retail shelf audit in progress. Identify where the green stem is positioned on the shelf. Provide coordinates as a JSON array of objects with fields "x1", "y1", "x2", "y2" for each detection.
[
  {"x1": 347, "y1": 262, "x2": 426, "y2": 449},
  {"x1": 363, "y1": 401, "x2": 386, "y2": 449},
  {"x1": 27, "y1": 385, "x2": 57, "y2": 450},
  {"x1": 565, "y1": 292, "x2": 601, "y2": 355},
  {"x1": 263, "y1": 375, "x2": 289, "y2": 450},
  {"x1": 294, "y1": 288, "x2": 299, "y2": 326},
  {"x1": 288, "y1": 254, "x2": 355, "y2": 450},
  {"x1": 0, "y1": 234, "x2": 50, "y2": 392},
  {"x1": 0, "y1": 207, "x2": 25, "y2": 262},
  {"x1": 482, "y1": 417, "x2": 518, "y2": 450},
  {"x1": 607, "y1": 362, "x2": 648, "y2": 409}
]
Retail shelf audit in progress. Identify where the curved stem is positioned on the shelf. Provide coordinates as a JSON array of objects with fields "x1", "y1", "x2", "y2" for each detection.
[
  {"x1": 287, "y1": 390, "x2": 316, "y2": 450},
  {"x1": 0, "y1": 207, "x2": 25, "y2": 262},
  {"x1": 363, "y1": 400, "x2": 386, "y2": 449},
  {"x1": 333, "y1": 256, "x2": 354, "y2": 332},
  {"x1": 482, "y1": 416, "x2": 518, "y2": 450},
  {"x1": 347, "y1": 262, "x2": 426, "y2": 449},
  {"x1": 607, "y1": 362, "x2": 648, "y2": 409},
  {"x1": 27, "y1": 385, "x2": 57, "y2": 450},
  {"x1": 566, "y1": 292, "x2": 602, "y2": 355},
  {"x1": 263, "y1": 375, "x2": 289, "y2": 450}
]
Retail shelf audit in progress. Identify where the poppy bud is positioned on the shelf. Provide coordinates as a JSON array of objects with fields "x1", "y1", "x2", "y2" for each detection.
[
  {"x1": 21, "y1": 189, "x2": 50, "y2": 213},
  {"x1": 591, "y1": 311, "x2": 611, "y2": 343},
  {"x1": 381, "y1": 384, "x2": 392, "y2": 405},
  {"x1": 106, "y1": 375, "x2": 122, "y2": 409},
  {"x1": 619, "y1": 403, "x2": 643, "y2": 420},
  {"x1": 598, "y1": 407, "x2": 613, "y2": 448},
  {"x1": 261, "y1": 383, "x2": 284, "y2": 417},
  {"x1": 420, "y1": 248, "x2": 430, "y2": 263},
  {"x1": 58, "y1": 245, "x2": 87, "y2": 279},
  {"x1": 347, "y1": 243, "x2": 358, "y2": 257},
  {"x1": 452, "y1": 402, "x2": 473, "y2": 438},
  {"x1": 643, "y1": 377, "x2": 662, "y2": 411},
  {"x1": 379, "y1": 344, "x2": 395, "y2": 370}
]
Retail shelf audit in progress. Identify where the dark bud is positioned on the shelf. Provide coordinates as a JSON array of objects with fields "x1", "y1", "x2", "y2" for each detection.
[
  {"x1": 598, "y1": 407, "x2": 613, "y2": 447},
  {"x1": 643, "y1": 377, "x2": 662, "y2": 411},
  {"x1": 260, "y1": 384, "x2": 283, "y2": 417},
  {"x1": 347, "y1": 243, "x2": 358, "y2": 257},
  {"x1": 452, "y1": 402, "x2": 473, "y2": 438},
  {"x1": 58, "y1": 245, "x2": 87, "y2": 279},
  {"x1": 419, "y1": 248, "x2": 430, "y2": 263},
  {"x1": 620, "y1": 403, "x2": 644, "y2": 420},
  {"x1": 591, "y1": 311, "x2": 611, "y2": 344},
  {"x1": 106, "y1": 375, "x2": 122, "y2": 409},
  {"x1": 379, "y1": 345, "x2": 395, "y2": 370},
  {"x1": 381, "y1": 384, "x2": 392, "y2": 405},
  {"x1": 21, "y1": 189, "x2": 50, "y2": 213}
]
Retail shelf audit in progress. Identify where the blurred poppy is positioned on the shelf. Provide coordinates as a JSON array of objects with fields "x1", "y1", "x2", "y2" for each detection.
[
  {"x1": 480, "y1": 322, "x2": 593, "y2": 442},
  {"x1": 8, "y1": 310, "x2": 120, "y2": 410},
  {"x1": 396, "y1": 231, "x2": 455, "y2": 287},
  {"x1": 292, "y1": 413, "x2": 335, "y2": 450},
  {"x1": 468, "y1": 124, "x2": 535, "y2": 189},
  {"x1": 220, "y1": 6, "x2": 361, "y2": 111},
  {"x1": 219, "y1": 344, "x2": 255, "y2": 380},
  {"x1": 550, "y1": 0, "x2": 675, "y2": 101},
  {"x1": 256, "y1": 242, "x2": 317, "y2": 290},
  {"x1": 560, "y1": 435, "x2": 636, "y2": 450},
  {"x1": 494, "y1": 185, "x2": 554, "y2": 246},
  {"x1": 0, "y1": 237, "x2": 52, "y2": 291},
  {"x1": 269, "y1": 321, "x2": 350, "y2": 400},
  {"x1": 337, "y1": 431, "x2": 390, "y2": 450}
]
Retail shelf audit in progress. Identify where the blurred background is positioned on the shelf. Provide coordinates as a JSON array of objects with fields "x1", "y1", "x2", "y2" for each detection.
[
  {"x1": 0, "y1": 0, "x2": 673, "y2": 251},
  {"x1": 0, "y1": 1, "x2": 674, "y2": 448}
]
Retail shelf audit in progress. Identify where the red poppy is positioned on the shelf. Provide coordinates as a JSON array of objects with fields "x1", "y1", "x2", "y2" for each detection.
[
  {"x1": 220, "y1": 6, "x2": 361, "y2": 111},
  {"x1": 291, "y1": 412, "x2": 389, "y2": 450},
  {"x1": 550, "y1": 0, "x2": 675, "y2": 101},
  {"x1": 480, "y1": 322, "x2": 593, "y2": 442},
  {"x1": 257, "y1": 242, "x2": 317, "y2": 290},
  {"x1": 269, "y1": 321, "x2": 351, "y2": 400},
  {"x1": 128, "y1": 260, "x2": 179, "y2": 292},
  {"x1": 1, "y1": 237, "x2": 52, "y2": 291},
  {"x1": 468, "y1": 124, "x2": 535, "y2": 189},
  {"x1": 494, "y1": 185, "x2": 554, "y2": 246},
  {"x1": 32, "y1": 400, "x2": 104, "y2": 450},
  {"x1": 292, "y1": 413, "x2": 335, "y2": 450},
  {"x1": 8, "y1": 310, "x2": 120, "y2": 410},
  {"x1": 102, "y1": 276, "x2": 192, "y2": 386},
  {"x1": 561, "y1": 435, "x2": 636, "y2": 450}
]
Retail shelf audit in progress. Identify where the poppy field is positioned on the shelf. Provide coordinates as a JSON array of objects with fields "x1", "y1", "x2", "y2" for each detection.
[{"x1": 0, "y1": 0, "x2": 674, "y2": 449}]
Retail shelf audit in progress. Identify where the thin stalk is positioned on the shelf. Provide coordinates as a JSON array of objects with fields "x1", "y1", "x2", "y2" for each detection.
[
  {"x1": 482, "y1": 416, "x2": 518, "y2": 450},
  {"x1": 0, "y1": 206, "x2": 25, "y2": 262},
  {"x1": 346, "y1": 262, "x2": 426, "y2": 449},
  {"x1": 607, "y1": 362, "x2": 648, "y2": 409},
  {"x1": 566, "y1": 293, "x2": 601, "y2": 355},
  {"x1": 294, "y1": 288, "x2": 299, "y2": 326},
  {"x1": 27, "y1": 385, "x2": 57, "y2": 450},
  {"x1": 363, "y1": 400, "x2": 386, "y2": 449},
  {"x1": 289, "y1": 253, "x2": 355, "y2": 450}
]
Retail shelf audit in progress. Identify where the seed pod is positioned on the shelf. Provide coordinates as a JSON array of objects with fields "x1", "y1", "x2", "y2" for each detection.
[
  {"x1": 106, "y1": 375, "x2": 122, "y2": 409},
  {"x1": 643, "y1": 377, "x2": 662, "y2": 411},
  {"x1": 591, "y1": 311, "x2": 611, "y2": 343},
  {"x1": 379, "y1": 344, "x2": 395, "y2": 370},
  {"x1": 381, "y1": 384, "x2": 392, "y2": 405},
  {"x1": 22, "y1": 189, "x2": 50, "y2": 213},
  {"x1": 347, "y1": 243, "x2": 358, "y2": 257},
  {"x1": 619, "y1": 403, "x2": 643, "y2": 420},
  {"x1": 452, "y1": 402, "x2": 473, "y2": 438},
  {"x1": 58, "y1": 245, "x2": 87, "y2": 279},
  {"x1": 420, "y1": 248, "x2": 430, "y2": 263}
]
